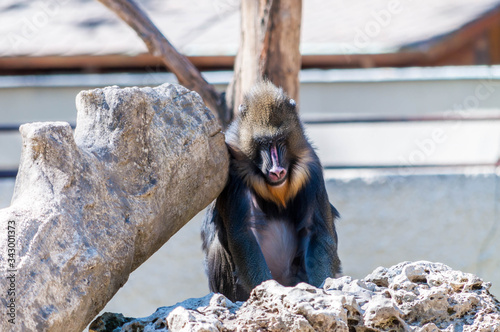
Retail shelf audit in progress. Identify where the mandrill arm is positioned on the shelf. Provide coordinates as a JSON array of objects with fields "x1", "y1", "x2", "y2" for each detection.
[
  {"x1": 217, "y1": 172, "x2": 273, "y2": 294},
  {"x1": 299, "y1": 165, "x2": 342, "y2": 287},
  {"x1": 304, "y1": 220, "x2": 341, "y2": 287}
]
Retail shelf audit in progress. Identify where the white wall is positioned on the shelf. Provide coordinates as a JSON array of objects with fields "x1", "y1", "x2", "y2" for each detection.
[
  {"x1": 328, "y1": 168, "x2": 500, "y2": 296},
  {"x1": 3, "y1": 66, "x2": 500, "y2": 170}
]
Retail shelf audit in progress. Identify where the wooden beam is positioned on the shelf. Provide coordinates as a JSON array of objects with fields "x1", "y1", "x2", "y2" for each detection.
[
  {"x1": 488, "y1": 19, "x2": 500, "y2": 64},
  {"x1": 0, "y1": 52, "x2": 427, "y2": 73},
  {"x1": 0, "y1": 54, "x2": 235, "y2": 71},
  {"x1": 301, "y1": 52, "x2": 425, "y2": 68}
]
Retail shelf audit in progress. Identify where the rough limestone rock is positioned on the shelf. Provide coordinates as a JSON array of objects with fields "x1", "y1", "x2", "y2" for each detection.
[
  {"x1": 0, "y1": 84, "x2": 229, "y2": 332},
  {"x1": 90, "y1": 261, "x2": 500, "y2": 332}
]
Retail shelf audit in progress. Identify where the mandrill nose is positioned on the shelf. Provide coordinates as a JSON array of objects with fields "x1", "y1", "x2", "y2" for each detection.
[{"x1": 269, "y1": 166, "x2": 287, "y2": 182}]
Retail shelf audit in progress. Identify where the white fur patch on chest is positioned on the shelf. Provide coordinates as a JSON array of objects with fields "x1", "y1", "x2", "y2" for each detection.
[{"x1": 247, "y1": 191, "x2": 298, "y2": 286}]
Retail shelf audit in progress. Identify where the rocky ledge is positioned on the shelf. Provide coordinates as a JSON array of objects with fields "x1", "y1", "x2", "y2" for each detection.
[{"x1": 90, "y1": 261, "x2": 500, "y2": 331}]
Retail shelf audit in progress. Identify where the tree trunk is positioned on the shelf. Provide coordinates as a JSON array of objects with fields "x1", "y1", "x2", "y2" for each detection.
[{"x1": 226, "y1": 0, "x2": 302, "y2": 118}]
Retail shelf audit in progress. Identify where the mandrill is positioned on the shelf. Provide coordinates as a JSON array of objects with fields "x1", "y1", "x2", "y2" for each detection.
[{"x1": 201, "y1": 81, "x2": 341, "y2": 301}]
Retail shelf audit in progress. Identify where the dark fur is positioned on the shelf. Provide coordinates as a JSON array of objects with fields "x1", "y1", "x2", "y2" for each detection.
[{"x1": 201, "y1": 81, "x2": 341, "y2": 301}]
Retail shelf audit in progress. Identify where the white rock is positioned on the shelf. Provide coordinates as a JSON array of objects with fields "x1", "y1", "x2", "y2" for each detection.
[{"x1": 91, "y1": 261, "x2": 500, "y2": 332}]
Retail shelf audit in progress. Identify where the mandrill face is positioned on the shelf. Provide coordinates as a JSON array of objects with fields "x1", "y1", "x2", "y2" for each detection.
[
  {"x1": 255, "y1": 134, "x2": 289, "y2": 186},
  {"x1": 225, "y1": 81, "x2": 312, "y2": 208}
]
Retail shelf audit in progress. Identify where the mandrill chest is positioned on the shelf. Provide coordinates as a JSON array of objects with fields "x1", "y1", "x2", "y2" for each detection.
[{"x1": 246, "y1": 190, "x2": 299, "y2": 286}]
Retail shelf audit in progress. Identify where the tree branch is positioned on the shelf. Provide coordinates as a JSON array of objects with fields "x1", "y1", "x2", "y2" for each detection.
[{"x1": 97, "y1": 0, "x2": 230, "y2": 127}]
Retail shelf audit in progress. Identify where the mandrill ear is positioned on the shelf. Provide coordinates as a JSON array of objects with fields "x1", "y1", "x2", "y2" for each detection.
[
  {"x1": 288, "y1": 99, "x2": 298, "y2": 113},
  {"x1": 238, "y1": 104, "x2": 248, "y2": 117}
]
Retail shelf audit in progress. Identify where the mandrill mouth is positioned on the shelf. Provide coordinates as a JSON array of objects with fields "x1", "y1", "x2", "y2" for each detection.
[{"x1": 268, "y1": 176, "x2": 287, "y2": 187}]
